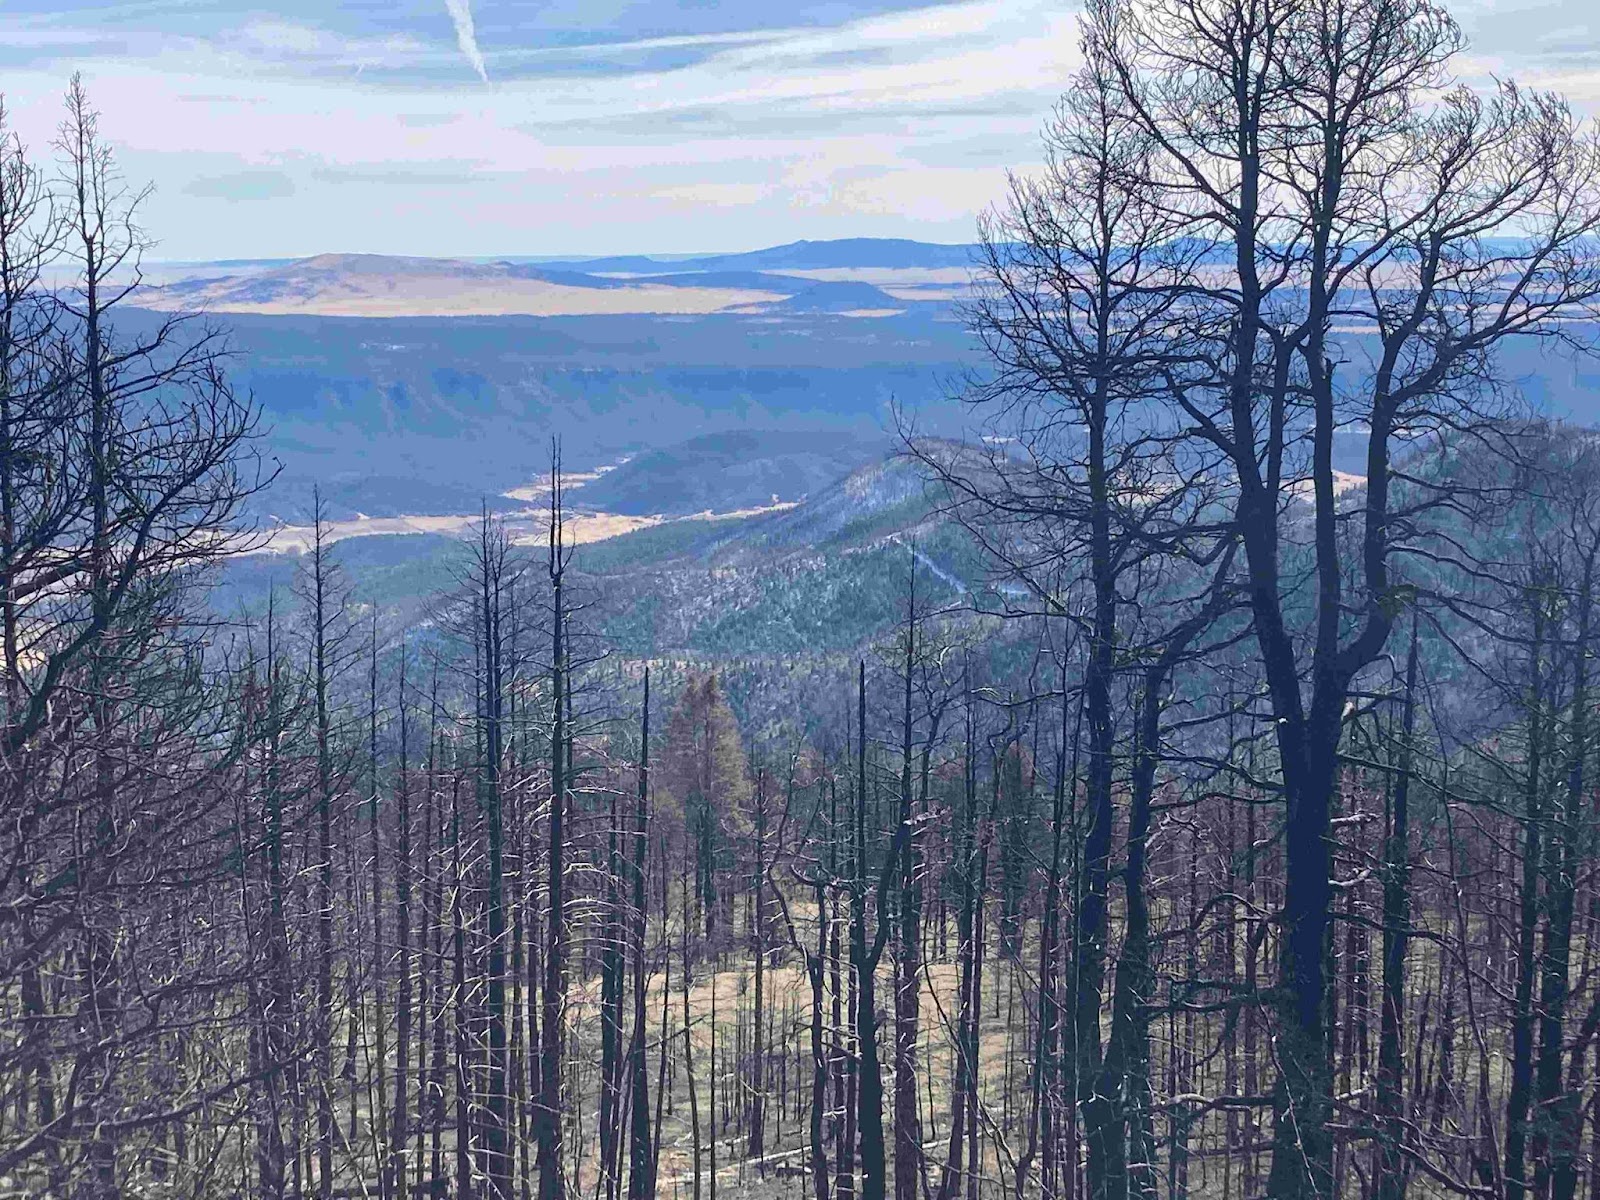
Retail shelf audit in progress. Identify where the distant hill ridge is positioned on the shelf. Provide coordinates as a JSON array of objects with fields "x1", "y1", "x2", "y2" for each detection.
[{"x1": 533, "y1": 237, "x2": 986, "y2": 274}]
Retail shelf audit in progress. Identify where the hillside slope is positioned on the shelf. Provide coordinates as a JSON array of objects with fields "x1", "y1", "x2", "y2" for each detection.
[{"x1": 576, "y1": 431, "x2": 885, "y2": 515}]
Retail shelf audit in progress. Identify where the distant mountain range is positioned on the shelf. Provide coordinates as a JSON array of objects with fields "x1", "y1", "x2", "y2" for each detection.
[
  {"x1": 525, "y1": 237, "x2": 985, "y2": 274},
  {"x1": 143, "y1": 238, "x2": 982, "y2": 319}
]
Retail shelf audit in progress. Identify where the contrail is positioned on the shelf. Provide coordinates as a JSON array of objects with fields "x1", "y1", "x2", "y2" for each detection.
[{"x1": 445, "y1": 0, "x2": 489, "y2": 83}]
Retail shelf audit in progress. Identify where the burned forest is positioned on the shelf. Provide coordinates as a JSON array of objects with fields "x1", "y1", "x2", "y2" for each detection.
[{"x1": 8, "y1": 1, "x2": 1600, "y2": 1197}]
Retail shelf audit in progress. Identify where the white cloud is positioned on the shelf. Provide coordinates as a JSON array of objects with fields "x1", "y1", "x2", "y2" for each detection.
[
  {"x1": 0, "y1": 0, "x2": 1080, "y2": 256},
  {"x1": 444, "y1": 0, "x2": 490, "y2": 84}
]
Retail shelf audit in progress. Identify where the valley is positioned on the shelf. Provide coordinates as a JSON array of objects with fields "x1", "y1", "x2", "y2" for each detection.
[{"x1": 149, "y1": 238, "x2": 1600, "y2": 667}]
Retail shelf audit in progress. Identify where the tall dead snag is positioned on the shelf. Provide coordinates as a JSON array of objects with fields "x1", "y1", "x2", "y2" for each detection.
[
  {"x1": 366, "y1": 616, "x2": 390, "y2": 1199},
  {"x1": 1098, "y1": 554, "x2": 1237, "y2": 1200},
  {"x1": 834, "y1": 757, "x2": 856, "y2": 1200},
  {"x1": 466, "y1": 512, "x2": 517, "y2": 1200},
  {"x1": 935, "y1": 683, "x2": 981, "y2": 1200},
  {"x1": 1074, "y1": 1, "x2": 1600, "y2": 1192},
  {"x1": 535, "y1": 443, "x2": 571, "y2": 1200},
  {"x1": 849, "y1": 660, "x2": 920, "y2": 1200},
  {"x1": 297, "y1": 495, "x2": 348, "y2": 1200},
  {"x1": 449, "y1": 762, "x2": 472, "y2": 1200},
  {"x1": 626, "y1": 669, "x2": 653, "y2": 1200},
  {"x1": 66, "y1": 92, "x2": 124, "y2": 1176},
  {"x1": 681, "y1": 858, "x2": 703, "y2": 1200},
  {"x1": 387, "y1": 651, "x2": 414, "y2": 1200},
  {"x1": 892, "y1": 563, "x2": 922, "y2": 1200},
  {"x1": 884, "y1": 555, "x2": 961, "y2": 1200},
  {"x1": 1501, "y1": 551, "x2": 1556, "y2": 1200},
  {"x1": 599, "y1": 749, "x2": 625, "y2": 1200},
  {"x1": 748, "y1": 767, "x2": 771, "y2": 1163},
  {"x1": 770, "y1": 751, "x2": 833, "y2": 1200},
  {"x1": 849, "y1": 664, "x2": 885, "y2": 1200},
  {"x1": 258, "y1": 598, "x2": 294, "y2": 1200}
]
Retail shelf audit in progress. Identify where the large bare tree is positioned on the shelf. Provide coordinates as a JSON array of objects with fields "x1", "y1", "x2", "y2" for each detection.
[{"x1": 1074, "y1": 0, "x2": 1600, "y2": 1194}]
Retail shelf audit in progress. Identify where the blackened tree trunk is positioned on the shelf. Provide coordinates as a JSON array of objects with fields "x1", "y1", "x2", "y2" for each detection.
[
  {"x1": 1376, "y1": 626, "x2": 1420, "y2": 1200},
  {"x1": 1016, "y1": 658, "x2": 1068, "y2": 1200},
  {"x1": 808, "y1": 865, "x2": 832, "y2": 1200}
]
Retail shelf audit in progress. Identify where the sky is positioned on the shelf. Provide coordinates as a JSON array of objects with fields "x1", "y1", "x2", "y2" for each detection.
[{"x1": 0, "y1": 0, "x2": 1594, "y2": 261}]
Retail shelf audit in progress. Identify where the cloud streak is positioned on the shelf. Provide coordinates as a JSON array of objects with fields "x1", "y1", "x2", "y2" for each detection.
[{"x1": 444, "y1": 0, "x2": 488, "y2": 84}]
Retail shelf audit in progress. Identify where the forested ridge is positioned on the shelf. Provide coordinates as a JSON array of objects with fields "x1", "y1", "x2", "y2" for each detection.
[{"x1": 10, "y1": 0, "x2": 1600, "y2": 1197}]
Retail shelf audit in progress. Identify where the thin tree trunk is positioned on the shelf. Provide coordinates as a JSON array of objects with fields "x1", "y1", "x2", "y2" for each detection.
[
  {"x1": 388, "y1": 653, "x2": 413, "y2": 1200},
  {"x1": 627, "y1": 670, "x2": 653, "y2": 1200},
  {"x1": 536, "y1": 448, "x2": 570, "y2": 1200},
  {"x1": 1505, "y1": 597, "x2": 1549, "y2": 1200}
]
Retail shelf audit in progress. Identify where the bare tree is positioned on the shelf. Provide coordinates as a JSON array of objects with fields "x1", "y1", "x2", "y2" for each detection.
[
  {"x1": 1077, "y1": 1, "x2": 1600, "y2": 1192},
  {"x1": 0, "y1": 77, "x2": 271, "y2": 1196}
]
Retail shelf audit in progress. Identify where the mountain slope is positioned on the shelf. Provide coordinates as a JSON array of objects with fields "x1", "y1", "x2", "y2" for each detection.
[{"x1": 577, "y1": 431, "x2": 885, "y2": 516}]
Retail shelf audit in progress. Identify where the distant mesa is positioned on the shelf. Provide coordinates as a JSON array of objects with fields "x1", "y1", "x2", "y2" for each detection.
[
  {"x1": 140, "y1": 253, "x2": 786, "y2": 318},
  {"x1": 769, "y1": 279, "x2": 902, "y2": 313}
]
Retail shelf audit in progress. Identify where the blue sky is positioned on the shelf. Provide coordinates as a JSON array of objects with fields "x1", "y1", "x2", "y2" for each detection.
[{"x1": 0, "y1": 1, "x2": 1593, "y2": 260}]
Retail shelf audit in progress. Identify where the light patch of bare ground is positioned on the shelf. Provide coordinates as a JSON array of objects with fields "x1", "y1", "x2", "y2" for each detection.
[
  {"x1": 502, "y1": 467, "x2": 611, "y2": 503},
  {"x1": 511, "y1": 510, "x2": 666, "y2": 546},
  {"x1": 1286, "y1": 469, "x2": 1367, "y2": 503},
  {"x1": 262, "y1": 509, "x2": 665, "y2": 554},
  {"x1": 258, "y1": 500, "x2": 798, "y2": 555},
  {"x1": 548, "y1": 907, "x2": 1046, "y2": 1200},
  {"x1": 264, "y1": 512, "x2": 492, "y2": 554}
]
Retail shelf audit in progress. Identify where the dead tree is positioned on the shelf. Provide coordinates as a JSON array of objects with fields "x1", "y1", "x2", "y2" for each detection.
[
  {"x1": 1079, "y1": 2, "x2": 1600, "y2": 1192},
  {"x1": 535, "y1": 444, "x2": 572, "y2": 1200}
]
